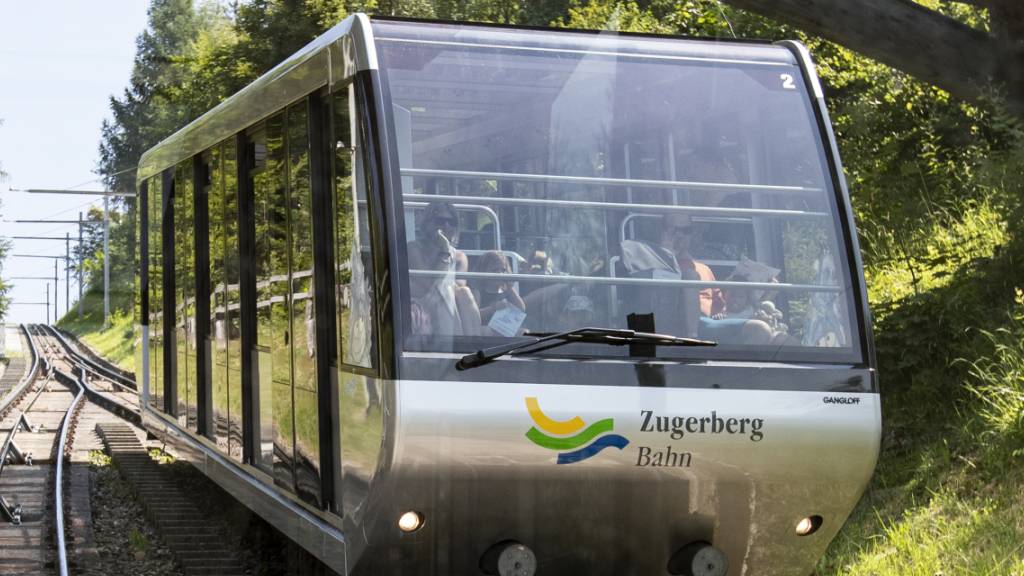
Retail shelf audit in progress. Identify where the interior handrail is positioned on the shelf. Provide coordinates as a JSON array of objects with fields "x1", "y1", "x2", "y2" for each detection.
[
  {"x1": 400, "y1": 167, "x2": 823, "y2": 196},
  {"x1": 402, "y1": 193, "x2": 829, "y2": 220},
  {"x1": 408, "y1": 269, "x2": 843, "y2": 293}
]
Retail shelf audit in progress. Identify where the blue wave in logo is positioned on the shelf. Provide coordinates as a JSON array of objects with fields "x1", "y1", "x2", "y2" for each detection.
[{"x1": 556, "y1": 434, "x2": 630, "y2": 464}]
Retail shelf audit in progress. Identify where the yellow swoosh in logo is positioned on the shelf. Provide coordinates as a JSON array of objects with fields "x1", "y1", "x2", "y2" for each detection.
[{"x1": 524, "y1": 397, "x2": 629, "y2": 464}]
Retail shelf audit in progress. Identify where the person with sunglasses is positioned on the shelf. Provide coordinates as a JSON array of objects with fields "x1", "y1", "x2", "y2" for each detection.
[
  {"x1": 409, "y1": 201, "x2": 469, "y2": 285},
  {"x1": 407, "y1": 226, "x2": 482, "y2": 337}
]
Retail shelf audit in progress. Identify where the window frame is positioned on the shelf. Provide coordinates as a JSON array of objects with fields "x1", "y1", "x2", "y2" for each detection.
[{"x1": 371, "y1": 36, "x2": 869, "y2": 369}]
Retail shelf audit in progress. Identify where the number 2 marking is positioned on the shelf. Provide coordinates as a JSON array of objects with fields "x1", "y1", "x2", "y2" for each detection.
[{"x1": 780, "y1": 73, "x2": 796, "y2": 90}]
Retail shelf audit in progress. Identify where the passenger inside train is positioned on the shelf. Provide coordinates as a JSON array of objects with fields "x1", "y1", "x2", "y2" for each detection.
[
  {"x1": 407, "y1": 213, "x2": 481, "y2": 337},
  {"x1": 471, "y1": 251, "x2": 527, "y2": 335},
  {"x1": 389, "y1": 28, "x2": 858, "y2": 360}
]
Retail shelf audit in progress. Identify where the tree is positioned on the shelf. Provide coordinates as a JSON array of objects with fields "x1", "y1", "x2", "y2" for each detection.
[{"x1": 719, "y1": 0, "x2": 1024, "y2": 118}]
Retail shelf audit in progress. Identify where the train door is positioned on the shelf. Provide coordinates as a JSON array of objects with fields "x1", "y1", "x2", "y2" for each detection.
[
  {"x1": 247, "y1": 102, "x2": 322, "y2": 505},
  {"x1": 331, "y1": 81, "x2": 384, "y2": 518}
]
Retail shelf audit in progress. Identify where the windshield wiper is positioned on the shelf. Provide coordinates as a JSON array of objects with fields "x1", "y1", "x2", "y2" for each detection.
[{"x1": 455, "y1": 327, "x2": 716, "y2": 370}]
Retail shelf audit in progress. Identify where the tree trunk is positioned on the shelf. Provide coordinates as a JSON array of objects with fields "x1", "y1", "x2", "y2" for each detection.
[{"x1": 722, "y1": 0, "x2": 1024, "y2": 118}]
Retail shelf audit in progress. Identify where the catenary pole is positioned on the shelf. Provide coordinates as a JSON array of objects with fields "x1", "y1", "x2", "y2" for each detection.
[
  {"x1": 78, "y1": 212, "x2": 83, "y2": 319},
  {"x1": 16, "y1": 188, "x2": 133, "y2": 324},
  {"x1": 104, "y1": 195, "x2": 110, "y2": 327},
  {"x1": 65, "y1": 233, "x2": 70, "y2": 317}
]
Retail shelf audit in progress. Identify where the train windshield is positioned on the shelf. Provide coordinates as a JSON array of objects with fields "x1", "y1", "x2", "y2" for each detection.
[{"x1": 374, "y1": 21, "x2": 863, "y2": 363}]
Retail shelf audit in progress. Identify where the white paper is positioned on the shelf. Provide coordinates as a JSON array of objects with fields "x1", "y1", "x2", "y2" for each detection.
[{"x1": 488, "y1": 304, "x2": 527, "y2": 337}]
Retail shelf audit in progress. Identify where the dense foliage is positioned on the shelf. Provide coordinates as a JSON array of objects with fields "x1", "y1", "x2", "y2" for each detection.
[{"x1": 82, "y1": 1, "x2": 1024, "y2": 572}]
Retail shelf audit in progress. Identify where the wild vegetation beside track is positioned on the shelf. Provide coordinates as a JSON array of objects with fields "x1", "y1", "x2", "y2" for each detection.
[
  {"x1": 57, "y1": 286, "x2": 135, "y2": 372},
  {"x1": 63, "y1": 1, "x2": 1024, "y2": 573}
]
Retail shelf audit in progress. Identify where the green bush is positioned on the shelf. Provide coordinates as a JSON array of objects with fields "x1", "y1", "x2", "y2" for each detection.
[{"x1": 964, "y1": 289, "x2": 1024, "y2": 458}]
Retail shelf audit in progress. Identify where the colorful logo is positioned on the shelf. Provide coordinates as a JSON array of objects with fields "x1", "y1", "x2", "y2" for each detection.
[{"x1": 524, "y1": 397, "x2": 630, "y2": 464}]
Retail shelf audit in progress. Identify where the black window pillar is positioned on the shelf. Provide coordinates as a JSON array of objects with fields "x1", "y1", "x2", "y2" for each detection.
[
  {"x1": 140, "y1": 180, "x2": 149, "y2": 330},
  {"x1": 309, "y1": 93, "x2": 338, "y2": 512},
  {"x1": 139, "y1": 180, "x2": 150, "y2": 408},
  {"x1": 237, "y1": 132, "x2": 257, "y2": 465},
  {"x1": 161, "y1": 168, "x2": 178, "y2": 415}
]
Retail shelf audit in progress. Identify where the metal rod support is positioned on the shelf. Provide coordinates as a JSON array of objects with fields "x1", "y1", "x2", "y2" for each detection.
[
  {"x1": 2, "y1": 236, "x2": 83, "y2": 241},
  {"x1": 103, "y1": 195, "x2": 110, "y2": 327},
  {"x1": 12, "y1": 220, "x2": 100, "y2": 225},
  {"x1": 400, "y1": 167, "x2": 823, "y2": 195},
  {"x1": 65, "y1": 233, "x2": 70, "y2": 317},
  {"x1": 78, "y1": 212, "x2": 83, "y2": 319},
  {"x1": 18, "y1": 188, "x2": 135, "y2": 197}
]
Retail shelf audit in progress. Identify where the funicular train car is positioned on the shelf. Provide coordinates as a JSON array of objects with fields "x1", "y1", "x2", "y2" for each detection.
[{"x1": 136, "y1": 14, "x2": 880, "y2": 576}]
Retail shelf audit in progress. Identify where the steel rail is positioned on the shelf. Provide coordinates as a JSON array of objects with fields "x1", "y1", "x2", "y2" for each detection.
[
  {"x1": 38, "y1": 326, "x2": 140, "y2": 422},
  {"x1": 54, "y1": 366, "x2": 84, "y2": 576},
  {"x1": 41, "y1": 326, "x2": 137, "y2": 394},
  {"x1": 44, "y1": 327, "x2": 135, "y2": 390},
  {"x1": 0, "y1": 325, "x2": 46, "y2": 481},
  {"x1": 29, "y1": 324, "x2": 86, "y2": 576},
  {"x1": 26, "y1": 323, "x2": 137, "y2": 575},
  {"x1": 0, "y1": 325, "x2": 43, "y2": 416}
]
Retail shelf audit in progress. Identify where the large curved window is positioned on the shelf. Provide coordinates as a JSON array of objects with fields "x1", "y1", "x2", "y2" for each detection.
[{"x1": 376, "y1": 22, "x2": 862, "y2": 363}]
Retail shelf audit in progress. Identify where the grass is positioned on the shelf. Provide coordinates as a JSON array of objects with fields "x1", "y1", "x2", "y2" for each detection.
[
  {"x1": 817, "y1": 197, "x2": 1024, "y2": 574},
  {"x1": 829, "y1": 476, "x2": 1024, "y2": 575},
  {"x1": 57, "y1": 284, "x2": 136, "y2": 372}
]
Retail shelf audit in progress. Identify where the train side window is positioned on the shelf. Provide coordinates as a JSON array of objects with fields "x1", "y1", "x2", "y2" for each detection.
[
  {"x1": 208, "y1": 148, "x2": 228, "y2": 453},
  {"x1": 174, "y1": 160, "x2": 198, "y2": 430},
  {"x1": 250, "y1": 120, "x2": 281, "y2": 473},
  {"x1": 223, "y1": 139, "x2": 243, "y2": 463},
  {"x1": 148, "y1": 175, "x2": 163, "y2": 411},
  {"x1": 208, "y1": 143, "x2": 243, "y2": 462},
  {"x1": 287, "y1": 100, "x2": 323, "y2": 507},
  {"x1": 334, "y1": 86, "x2": 377, "y2": 370}
]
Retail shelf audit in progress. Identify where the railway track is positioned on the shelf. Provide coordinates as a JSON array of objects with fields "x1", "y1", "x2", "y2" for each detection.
[
  {"x1": 0, "y1": 324, "x2": 81, "y2": 575},
  {"x1": 38, "y1": 325, "x2": 250, "y2": 576},
  {"x1": 0, "y1": 325, "x2": 254, "y2": 576}
]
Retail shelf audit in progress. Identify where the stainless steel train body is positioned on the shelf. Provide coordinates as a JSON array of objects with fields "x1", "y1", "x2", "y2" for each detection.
[{"x1": 135, "y1": 14, "x2": 880, "y2": 576}]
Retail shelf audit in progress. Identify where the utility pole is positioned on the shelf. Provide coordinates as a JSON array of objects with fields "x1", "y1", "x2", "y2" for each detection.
[
  {"x1": 11, "y1": 188, "x2": 135, "y2": 327},
  {"x1": 4, "y1": 278, "x2": 57, "y2": 322},
  {"x1": 103, "y1": 195, "x2": 110, "y2": 327},
  {"x1": 65, "y1": 233, "x2": 70, "y2": 317},
  {"x1": 11, "y1": 254, "x2": 71, "y2": 324},
  {"x1": 78, "y1": 212, "x2": 83, "y2": 319}
]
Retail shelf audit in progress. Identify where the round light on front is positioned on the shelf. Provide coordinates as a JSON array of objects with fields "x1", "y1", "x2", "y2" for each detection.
[
  {"x1": 398, "y1": 510, "x2": 424, "y2": 533},
  {"x1": 795, "y1": 515, "x2": 823, "y2": 536}
]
